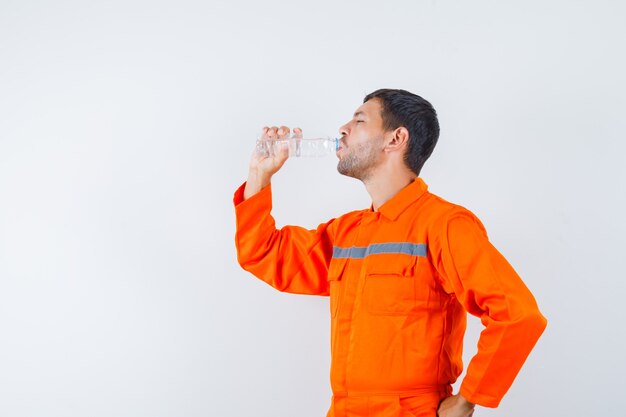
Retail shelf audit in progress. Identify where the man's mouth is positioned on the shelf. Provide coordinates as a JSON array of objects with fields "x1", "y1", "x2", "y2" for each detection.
[{"x1": 337, "y1": 137, "x2": 347, "y2": 150}]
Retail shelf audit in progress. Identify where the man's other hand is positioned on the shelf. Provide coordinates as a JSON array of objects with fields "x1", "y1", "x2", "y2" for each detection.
[{"x1": 437, "y1": 394, "x2": 475, "y2": 417}]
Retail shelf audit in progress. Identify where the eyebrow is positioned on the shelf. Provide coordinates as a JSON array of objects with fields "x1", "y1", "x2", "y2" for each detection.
[{"x1": 353, "y1": 111, "x2": 366, "y2": 118}]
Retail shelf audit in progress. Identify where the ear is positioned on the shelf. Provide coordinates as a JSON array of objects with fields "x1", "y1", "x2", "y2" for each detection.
[{"x1": 384, "y1": 127, "x2": 409, "y2": 152}]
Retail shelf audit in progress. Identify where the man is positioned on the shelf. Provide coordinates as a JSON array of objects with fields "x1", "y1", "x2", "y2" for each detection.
[{"x1": 233, "y1": 89, "x2": 547, "y2": 417}]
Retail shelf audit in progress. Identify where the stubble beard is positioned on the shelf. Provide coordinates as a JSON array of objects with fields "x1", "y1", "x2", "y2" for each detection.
[{"x1": 336, "y1": 142, "x2": 381, "y2": 182}]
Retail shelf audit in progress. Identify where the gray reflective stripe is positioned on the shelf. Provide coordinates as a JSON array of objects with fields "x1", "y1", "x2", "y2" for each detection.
[
  {"x1": 332, "y1": 243, "x2": 427, "y2": 259},
  {"x1": 368, "y1": 242, "x2": 427, "y2": 257},
  {"x1": 333, "y1": 246, "x2": 367, "y2": 259}
]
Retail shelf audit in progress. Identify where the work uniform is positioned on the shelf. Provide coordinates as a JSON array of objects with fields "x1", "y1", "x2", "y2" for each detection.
[{"x1": 234, "y1": 178, "x2": 547, "y2": 417}]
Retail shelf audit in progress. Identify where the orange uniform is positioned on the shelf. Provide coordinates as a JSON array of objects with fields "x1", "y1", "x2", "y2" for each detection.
[{"x1": 234, "y1": 178, "x2": 547, "y2": 416}]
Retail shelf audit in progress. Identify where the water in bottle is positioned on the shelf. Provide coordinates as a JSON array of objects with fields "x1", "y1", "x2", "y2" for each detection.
[{"x1": 256, "y1": 135, "x2": 339, "y2": 158}]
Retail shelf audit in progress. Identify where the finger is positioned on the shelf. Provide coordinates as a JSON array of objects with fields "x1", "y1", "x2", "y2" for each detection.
[
  {"x1": 260, "y1": 126, "x2": 269, "y2": 140},
  {"x1": 277, "y1": 126, "x2": 290, "y2": 139},
  {"x1": 293, "y1": 127, "x2": 303, "y2": 138},
  {"x1": 267, "y1": 126, "x2": 278, "y2": 139},
  {"x1": 277, "y1": 142, "x2": 290, "y2": 160}
]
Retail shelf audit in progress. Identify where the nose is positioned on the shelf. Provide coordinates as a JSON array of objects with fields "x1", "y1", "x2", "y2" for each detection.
[{"x1": 338, "y1": 122, "x2": 349, "y2": 138}]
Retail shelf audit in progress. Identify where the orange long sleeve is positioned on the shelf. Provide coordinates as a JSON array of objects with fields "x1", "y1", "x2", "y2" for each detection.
[
  {"x1": 432, "y1": 211, "x2": 547, "y2": 407},
  {"x1": 234, "y1": 182, "x2": 335, "y2": 296}
]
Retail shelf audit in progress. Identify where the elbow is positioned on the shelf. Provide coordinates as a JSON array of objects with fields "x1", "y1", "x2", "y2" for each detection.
[{"x1": 513, "y1": 307, "x2": 548, "y2": 342}]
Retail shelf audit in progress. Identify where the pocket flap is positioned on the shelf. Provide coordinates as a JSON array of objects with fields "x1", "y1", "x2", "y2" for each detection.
[
  {"x1": 327, "y1": 257, "x2": 348, "y2": 281},
  {"x1": 365, "y1": 254, "x2": 419, "y2": 276}
]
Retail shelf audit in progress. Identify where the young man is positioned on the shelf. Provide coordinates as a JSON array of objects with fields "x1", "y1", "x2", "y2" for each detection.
[{"x1": 233, "y1": 89, "x2": 547, "y2": 417}]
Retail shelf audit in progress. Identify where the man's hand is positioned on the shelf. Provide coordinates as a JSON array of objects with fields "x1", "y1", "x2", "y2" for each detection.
[
  {"x1": 437, "y1": 394, "x2": 475, "y2": 417},
  {"x1": 243, "y1": 126, "x2": 301, "y2": 200}
]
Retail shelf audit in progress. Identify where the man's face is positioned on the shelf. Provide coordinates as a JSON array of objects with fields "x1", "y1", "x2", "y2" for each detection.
[{"x1": 336, "y1": 99, "x2": 387, "y2": 181}]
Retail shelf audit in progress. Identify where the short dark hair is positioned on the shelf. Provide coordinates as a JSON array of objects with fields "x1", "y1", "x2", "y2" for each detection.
[{"x1": 363, "y1": 88, "x2": 440, "y2": 176}]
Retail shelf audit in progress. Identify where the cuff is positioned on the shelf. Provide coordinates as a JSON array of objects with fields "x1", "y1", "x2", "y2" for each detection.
[
  {"x1": 233, "y1": 181, "x2": 273, "y2": 212},
  {"x1": 459, "y1": 384, "x2": 501, "y2": 408}
]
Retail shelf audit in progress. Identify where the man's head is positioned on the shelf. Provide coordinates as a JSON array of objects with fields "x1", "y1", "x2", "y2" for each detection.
[{"x1": 337, "y1": 89, "x2": 439, "y2": 180}]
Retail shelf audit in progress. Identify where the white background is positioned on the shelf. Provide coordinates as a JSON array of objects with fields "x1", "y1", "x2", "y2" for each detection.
[{"x1": 1, "y1": 1, "x2": 624, "y2": 416}]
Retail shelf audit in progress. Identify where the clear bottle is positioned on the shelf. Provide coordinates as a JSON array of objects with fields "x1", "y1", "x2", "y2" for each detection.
[{"x1": 256, "y1": 135, "x2": 339, "y2": 158}]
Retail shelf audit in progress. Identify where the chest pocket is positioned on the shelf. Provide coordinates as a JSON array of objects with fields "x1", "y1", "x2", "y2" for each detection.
[
  {"x1": 327, "y1": 257, "x2": 348, "y2": 318},
  {"x1": 363, "y1": 255, "x2": 422, "y2": 315}
]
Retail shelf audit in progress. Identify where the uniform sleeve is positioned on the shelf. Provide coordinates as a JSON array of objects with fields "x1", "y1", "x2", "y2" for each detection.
[
  {"x1": 434, "y1": 209, "x2": 547, "y2": 408},
  {"x1": 233, "y1": 182, "x2": 335, "y2": 296}
]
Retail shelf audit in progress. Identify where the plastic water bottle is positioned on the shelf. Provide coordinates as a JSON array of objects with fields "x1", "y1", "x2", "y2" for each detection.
[{"x1": 256, "y1": 135, "x2": 339, "y2": 158}]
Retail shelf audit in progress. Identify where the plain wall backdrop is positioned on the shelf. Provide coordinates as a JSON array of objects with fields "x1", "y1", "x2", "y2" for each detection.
[{"x1": 1, "y1": 1, "x2": 625, "y2": 416}]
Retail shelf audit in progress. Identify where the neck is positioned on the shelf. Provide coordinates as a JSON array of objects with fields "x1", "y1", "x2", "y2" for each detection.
[{"x1": 363, "y1": 166, "x2": 417, "y2": 211}]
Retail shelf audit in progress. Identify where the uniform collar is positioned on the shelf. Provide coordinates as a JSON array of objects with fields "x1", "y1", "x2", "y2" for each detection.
[{"x1": 373, "y1": 178, "x2": 429, "y2": 220}]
